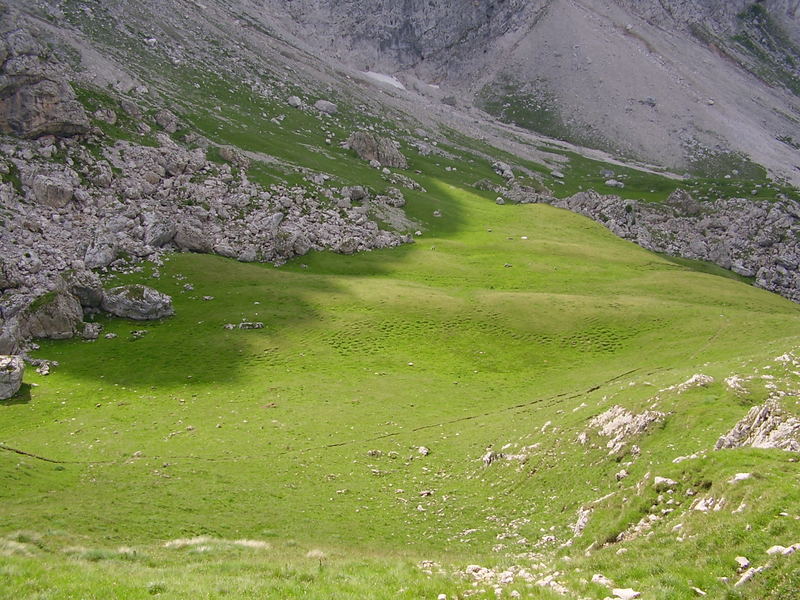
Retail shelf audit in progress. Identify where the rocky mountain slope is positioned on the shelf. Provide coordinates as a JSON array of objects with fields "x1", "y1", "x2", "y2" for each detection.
[{"x1": 264, "y1": 0, "x2": 800, "y2": 183}]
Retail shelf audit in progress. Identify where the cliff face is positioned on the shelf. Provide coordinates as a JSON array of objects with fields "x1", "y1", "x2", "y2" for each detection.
[
  {"x1": 616, "y1": 0, "x2": 799, "y2": 33},
  {"x1": 269, "y1": 0, "x2": 800, "y2": 71},
  {"x1": 274, "y1": 0, "x2": 537, "y2": 72}
]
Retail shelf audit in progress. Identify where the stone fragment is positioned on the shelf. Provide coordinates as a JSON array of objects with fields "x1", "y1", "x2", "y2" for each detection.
[
  {"x1": 591, "y1": 573, "x2": 613, "y2": 587},
  {"x1": 654, "y1": 476, "x2": 678, "y2": 490}
]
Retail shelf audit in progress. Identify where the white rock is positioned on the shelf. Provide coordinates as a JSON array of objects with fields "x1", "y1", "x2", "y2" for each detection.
[
  {"x1": 654, "y1": 476, "x2": 678, "y2": 490},
  {"x1": 734, "y1": 566, "x2": 764, "y2": 587},
  {"x1": 613, "y1": 588, "x2": 641, "y2": 600},
  {"x1": 592, "y1": 573, "x2": 614, "y2": 587}
]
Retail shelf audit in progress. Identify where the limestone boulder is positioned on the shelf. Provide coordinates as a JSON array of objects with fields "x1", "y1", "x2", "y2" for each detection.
[
  {"x1": 62, "y1": 269, "x2": 104, "y2": 308},
  {"x1": 84, "y1": 239, "x2": 118, "y2": 269},
  {"x1": 314, "y1": 99, "x2": 337, "y2": 114},
  {"x1": 219, "y1": 145, "x2": 250, "y2": 169},
  {"x1": 174, "y1": 221, "x2": 213, "y2": 253},
  {"x1": 0, "y1": 320, "x2": 22, "y2": 355},
  {"x1": 347, "y1": 131, "x2": 407, "y2": 169},
  {"x1": 31, "y1": 172, "x2": 74, "y2": 208},
  {"x1": 101, "y1": 284, "x2": 174, "y2": 320},
  {"x1": 19, "y1": 291, "x2": 84, "y2": 339},
  {"x1": 154, "y1": 109, "x2": 179, "y2": 133},
  {"x1": 0, "y1": 355, "x2": 23, "y2": 400},
  {"x1": 143, "y1": 213, "x2": 176, "y2": 247}
]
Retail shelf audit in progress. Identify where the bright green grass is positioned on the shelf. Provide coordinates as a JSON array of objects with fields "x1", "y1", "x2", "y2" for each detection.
[
  {"x1": 2, "y1": 180, "x2": 800, "y2": 598},
  {"x1": 18, "y1": 6, "x2": 800, "y2": 597}
]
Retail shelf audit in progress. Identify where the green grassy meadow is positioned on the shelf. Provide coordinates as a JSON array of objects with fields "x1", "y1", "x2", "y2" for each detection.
[
  {"x1": 5, "y1": 13, "x2": 800, "y2": 594},
  {"x1": 2, "y1": 179, "x2": 800, "y2": 598}
]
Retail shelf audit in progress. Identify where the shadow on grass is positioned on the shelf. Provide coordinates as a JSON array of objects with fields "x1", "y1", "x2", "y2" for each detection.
[
  {"x1": 0, "y1": 383, "x2": 31, "y2": 406},
  {"x1": 29, "y1": 254, "x2": 350, "y2": 389}
]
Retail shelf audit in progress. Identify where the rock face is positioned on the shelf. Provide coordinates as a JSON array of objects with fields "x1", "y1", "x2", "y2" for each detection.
[
  {"x1": 0, "y1": 19, "x2": 89, "y2": 138},
  {"x1": 101, "y1": 285, "x2": 175, "y2": 320},
  {"x1": 0, "y1": 79, "x2": 90, "y2": 139},
  {"x1": 19, "y1": 291, "x2": 84, "y2": 340},
  {"x1": 544, "y1": 189, "x2": 800, "y2": 303},
  {"x1": 0, "y1": 355, "x2": 24, "y2": 400},
  {"x1": 715, "y1": 399, "x2": 800, "y2": 452},
  {"x1": 347, "y1": 132, "x2": 407, "y2": 169}
]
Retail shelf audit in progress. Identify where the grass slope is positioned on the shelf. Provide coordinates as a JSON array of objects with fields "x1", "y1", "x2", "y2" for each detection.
[{"x1": 2, "y1": 179, "x2": 800, "y2": 599}]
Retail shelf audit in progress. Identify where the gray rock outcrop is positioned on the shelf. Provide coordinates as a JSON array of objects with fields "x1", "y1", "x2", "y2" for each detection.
[
  {"x1": 587, "y1": 405, "x2": 667, "y2": 454},
  {"x1": 18, "y1": 291, "x2": 84, "y2": 340},
  {"x1": 715, "y1": 399, "x2": 800, "y2": 452},
  {"x1": 31, "y1": 170, "x2": 77, "y2": 208},
  {"x1": 0, "y1": 355, "x2": 23, "y2": 400},
  {"x1": 101, "y1": 285, "x2": 175, "y2": 320},
  {"x1": 313, "y1": 99, "x2": 337, "y2": 114},
  {"x1": 62, "y1": 268, "x2": 104, "y2": 309},
  {"x1": 347, "y1": 132, "x2": 407, "y2": 169},
  {"x1": 0, "y1": 131, "x2": 411, "y2": 312},
  {"x1": 542, "y1": 189, "x2": 800, "y2": 303}
]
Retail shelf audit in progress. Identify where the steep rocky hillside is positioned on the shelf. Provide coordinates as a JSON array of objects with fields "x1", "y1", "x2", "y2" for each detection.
[{"x1": 262, "y1": 0, "x2": 800, "y2": 183}]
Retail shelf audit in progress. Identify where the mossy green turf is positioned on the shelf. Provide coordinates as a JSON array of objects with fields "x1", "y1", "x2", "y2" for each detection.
[{"x1": 2, "y1": 180, "x2": 800, "y2": 598}]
